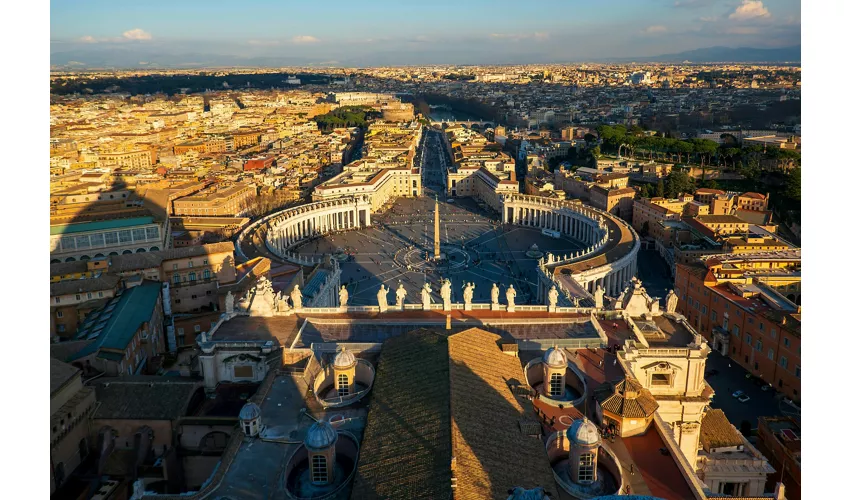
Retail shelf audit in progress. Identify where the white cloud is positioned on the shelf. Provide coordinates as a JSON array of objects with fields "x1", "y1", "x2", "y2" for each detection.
[
  {"x1": 292, "y1": 35, "x2": 319, "y2": 44},
  {"x1": 641, "y1": 25, "x2": 668, "y2": 34},
  {"x1": 728, "y1": 0, "x2": 771, "y2": 21},
  {"x1": 78, "y1": 35, "x2": 98, "y2": 43},
  {"x1": 122, "y1": 28, "x2": 152, "y2": 40}
]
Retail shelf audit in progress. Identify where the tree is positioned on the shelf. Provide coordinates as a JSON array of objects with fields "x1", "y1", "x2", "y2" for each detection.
[
  {"x1": 665, "y1": 170, "x2": 696, "y2": 198},
  {"x1": 584, "y1": 133, "x2": 597, "y2": 143},
  {"x1": 657, "y1": 178, "x2": 666, "y2": 199}
]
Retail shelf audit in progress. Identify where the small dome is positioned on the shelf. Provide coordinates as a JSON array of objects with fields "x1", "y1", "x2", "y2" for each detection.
[
  {"x1": 239, "y1": 402, "x2": 261, "y2": 421},
  {"x1": 333, "y1": 349, "x2": 357, "y2": 369},
  {"x1": 305, "y1": 420, "x2": 338, "y2": 451},
  {"x1": 567, "y1": 417, "x2": 600, "y2": 446},
  {"x1": 542, "y1": 347, "x2": 567, "y2": 367}
]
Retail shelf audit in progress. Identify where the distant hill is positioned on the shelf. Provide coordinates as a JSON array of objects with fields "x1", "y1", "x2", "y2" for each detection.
[{"x1": 612, "y1": 45, "x2": 801, "y2": 63}]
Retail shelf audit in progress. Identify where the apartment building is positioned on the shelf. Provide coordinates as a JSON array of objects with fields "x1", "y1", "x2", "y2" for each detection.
[{"x1": 171, "y1": 183, "x2": 256, "y2": 217}]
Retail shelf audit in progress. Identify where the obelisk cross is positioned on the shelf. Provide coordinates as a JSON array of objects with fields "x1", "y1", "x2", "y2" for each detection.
[{"x1": 434, "y1": 194, "x2": 441, "y2": 260}]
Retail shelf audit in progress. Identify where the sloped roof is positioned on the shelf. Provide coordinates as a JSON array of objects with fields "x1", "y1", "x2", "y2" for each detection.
[
  {"x1": 51, "y1": 358, "x2": 80, "y2": 398},
  {"x1": 700, "y1": 409, "x2": 744, "y2": 450},
  {"x1": 92, "y1": 376, "x2": 203, "y2": 420},
  {"x1": 594, "y1": 377, "x2": 659, "y2": 418}
]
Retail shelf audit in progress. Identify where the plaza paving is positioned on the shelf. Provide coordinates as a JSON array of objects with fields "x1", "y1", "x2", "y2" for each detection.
[{"x1": 291, "y1": 195, "x2": 584, "y2": 306}]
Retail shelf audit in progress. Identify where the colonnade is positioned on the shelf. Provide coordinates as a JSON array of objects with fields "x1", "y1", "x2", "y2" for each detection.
[{"x1": 265, "y1": 196, "x2": 372, "y2": 257}]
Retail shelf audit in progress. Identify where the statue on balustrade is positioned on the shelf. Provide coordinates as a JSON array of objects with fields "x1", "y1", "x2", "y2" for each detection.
[
  {"x1": 463, "y1": 282, "x2": 476, "y2": 309},
  {"x1": 290, "y1": 284, "x2": 303, "y2": 310},
  {"x1": 440, "y1": 279, "x2": 452, "y2": 310},
  {"x1": 506, "y1": 284, "x2": 517, "y2": 309},
  {"x1": 421, "y1": 282, "x2": 432, "y2": 310},
  {"x1": 339, "y1": 285, "x2": 349, "y2": 307},
  {"x1": 548, "y1": 285, "x2": 559, "y2": 309},
  {"x1": 377, "y1": 284, "x2": 389, "y2": 312},
  {"x1": 491, "y1": 283, "x2": 500, "y2": 307},
  {"x1": 396, "y1": 284, "x2": 407, "y2": 309}
]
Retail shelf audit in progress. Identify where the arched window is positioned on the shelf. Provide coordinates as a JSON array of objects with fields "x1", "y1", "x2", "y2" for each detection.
[
  {"x1": 578, "y1": 452, "x2": 594, "y2": 482},
  {"x1": 136, "y1": 248, "x2": 146, "y2": 253},
  {"x1": 51, "y1": 259, "x2": 61, "y2": 264},
  {"x1": 338, "y1": 374, "x2": 350, "y2": 396},
  {"x1": 80, "y1": 255, "x2": 91, "y2": 261},
  {"x1": 173, "y1": 275, "x2": 180, "y2": 285},
  {"x1": 65, "y1": 257, "x2": 76, "y2": 262},
  {"x1": 150, "y1": 246, "x2": 159, "y2": 251},
  {"x1": 122, "y1": 250, "x2": 133, "y2": 255},
  {"x1": 549, "y1": 373, "x2": 563, "y2": 397},
  {"x1": 203, "y1": 269, "x2": 211, "y2": 279},
  {"x1": 311, "y1": 454, "x2": 328, "y2": 484},
  {"x1": 189, "y1": 272, "x2": 197, "y2": 282}
]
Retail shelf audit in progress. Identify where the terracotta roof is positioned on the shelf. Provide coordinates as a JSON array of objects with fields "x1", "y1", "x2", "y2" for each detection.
[
  {"x1": 700, "y1": 409, "x2": 744, "y2": 450},
  {"x1": 739, "y1": 192, "x2": 766, "y2": 200},
  {"x1": 594, "y1": 377, "x2": 659, "y2": 418}
]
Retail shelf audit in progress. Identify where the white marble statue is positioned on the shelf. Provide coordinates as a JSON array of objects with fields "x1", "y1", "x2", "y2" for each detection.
[
  {"x1": 396, "y1": 284, "x2": 407, "y2": 309},
  {"x1": 377, "y1": 284, "x2": 389, "y2": 312},
  {"x1": 594, "y1": 286, "x2": 605, "y2": 309},
  {"x1": 290, "y1": 284, "x2": 303, "y2": 310},
  {"x1": 490, "y1": 283, "x2": 500, "y2": 307},
  {"x1": 548, "y1": 285, "x2": 559, "y2": 309},
  {"x1": 506, "y1": 284, "x2": 517, "y2": 310},
  {"x1": 225, "y1": 291, "x2": 235, "y2": 314},
  {"x1": 339, "y1": 285, "x2": 349, "y2": 307},
  {"x1": 421, "y1": 282, "x2": 432, "y2": 310},
  {"x1": 440, "y1": 279, "x2": 452, "y2": 310},
  {"x1": 665, "y1": 289, "x2": 678, "y2": 313},
  {"x1": 463, "y1": 282, "x2": 476, "y2": 309}
]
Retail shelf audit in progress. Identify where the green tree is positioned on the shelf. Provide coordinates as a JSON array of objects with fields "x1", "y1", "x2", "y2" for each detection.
[
  {"x1": 665, "y1": 170, "x2": 696, "y2": 198},
  {"x1": 657, "y1": 178, "x2": 666, "y2": 198}
]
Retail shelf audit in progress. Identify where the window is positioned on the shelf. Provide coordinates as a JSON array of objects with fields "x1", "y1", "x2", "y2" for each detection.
[
  {"x1": 784, "y1": 337, "x2": 791, "y2": 348},
  {"x1": 338, "y1": 373, "x2": 350, "y2": 396},
  {"x1": 779, "y1": 356, "x2": 788, "y2": 369},
  {"x1": 188, "y1": 261, "x2": 194, "y2": 268},
  {"x1": 745, "y1": 334, "x2": 751, "y2": 345},
  {"x1": 768, "y1": 349, "x2": 774, "y2": 360},
  {"x1": 55, "y1": 297, "x2": 60, "y2": 304},
  {"x1": 58, "y1": 324, "x2": 66, "y2": 333},
  {"x1": 756, "y1": 340, "x2": 762, "y2": 352},
  {"x1": 795, "y1": 366, "x2": 800, "y2": 379},
  {"x1": 651, "y1": 373, "x2": 672, "y2": 387},
  {"x1": 145, "y1": 227, "x2": 159, "y2": 240},
  {"x1": 173, "y1": 264, "x2": 178, "y2": 270},
  {"x1": 203, "y1": 269, "x2": 211, "y2": 279},
  {"x1": 754, "y1": 361, "x2": 759, "y2": 370},
  {"x1": 132, "y1": 228, "x2": 146, "y2": 241},
  {"x1": 177, "y1": 328, "x2": 185, "y2": 335},
  {"x1": 701, "y1": 305, "x2": 707, "y2": 314},
  {"x1": 75, "y1": 294, "x2": 81, "y2": 301},
  {"x1": 770, "y1": 328, "x2": 777, "y2": 338},
  {"x1": 736, "y1": 309, "x2": 740, "y2": 317},
  {"x1": 189, "y1": 272, "x2": 197, "y2": 282},
  {"x1": 747, "y1": 317, "x2": 753, "y2": 324},
  {"x1": 56, "y1": 311, "x2": 64, "y2": 318},
  {"x1": 711, "y1": 311, "x2": 717, "y2": 321},
  {"x1": 549, "y1": 373, "x2": 563, "y2": 396},
  {"x1": 104, "y1": 232, "x2": 119, "y2": 245},
  {"x1": 311, "y1": 455, "x2": 328, "y2": 484},
  {"x1": 118, "y1": 230, "x2": 132, "y2": 242},
  {"x1": 194, "y1": 325, "x2": 201, "y2": 332},
  {"x1": 688, "y1": 297, "x2": 693, "y2": 306},
  {"x1": 203, "y1": 259, "x2": 208, "y2": 265},
  {"x1": 87, "y1": 292, "x2": 92, "y2": 299},
  {"x1": 173, "y1": 275, "x2": 180, "y2": 285},
  {"x1": 758, "y1": 322, "x2": 764, "y2": 331},
  {"x1": 578, "y1": 453, "x2": 594, "y2": 482}
]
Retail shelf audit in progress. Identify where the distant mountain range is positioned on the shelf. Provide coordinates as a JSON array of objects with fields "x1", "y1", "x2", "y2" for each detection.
[
  {"x1": 50, "y1": 44, "x2": 802, "y2": 70},
  {"x1": 611, "y1": 45, "x2": 801, "y2": 63}
]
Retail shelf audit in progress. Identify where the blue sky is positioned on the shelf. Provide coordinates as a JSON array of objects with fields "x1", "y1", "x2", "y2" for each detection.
[{"x1": 50, "y1": 0, "x2": 801, "y2": 66}]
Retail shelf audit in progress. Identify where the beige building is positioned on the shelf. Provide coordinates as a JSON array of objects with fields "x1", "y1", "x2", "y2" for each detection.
[
  {"x1": 172, "y1": 183, "x2": 256, "y2": 217},
  {"x1": 51, "y1": 359, "x2": 97, "y2": 495}
]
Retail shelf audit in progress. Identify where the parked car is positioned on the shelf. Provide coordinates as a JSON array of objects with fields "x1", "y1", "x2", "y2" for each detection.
[
  {"x1": 732, "y1": 390, "x2": 745, "y2": 398},
  {"x1": 738, "y1": 394, "x2": 751, "y2": 403}
]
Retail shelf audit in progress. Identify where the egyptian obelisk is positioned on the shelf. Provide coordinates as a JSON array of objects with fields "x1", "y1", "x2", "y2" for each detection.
[{"x1": 434, "y1": 195, "x2": 441, "y2": 260}]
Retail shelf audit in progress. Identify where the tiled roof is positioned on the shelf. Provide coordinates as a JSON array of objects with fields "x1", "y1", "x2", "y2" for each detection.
[
  {"x1": 448, "y1": 328, "x2": 558, "y2": 500},
  {"x1": 351, "y1": 330, "x2": 453, "y2": 500},
  {"x1": 594, "y1": 377, "x2": 659, "y2": 418},
  {"x1": 50, "y1": 274, "x2": 121, "y2": 296},
  {"x1": 700, "y1": 409, "x2": 744, "y2": 450},
  {"x1": 92, "y1": 376, "x2": 203, "y2": 420},
  {"x1": 51, "y1": 358, "x2": 80, "y2": 398}
]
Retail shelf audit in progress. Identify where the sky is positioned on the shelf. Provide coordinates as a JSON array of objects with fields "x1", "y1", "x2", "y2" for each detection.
[{"x1": 50, "y1": 0, "x2": 801, "y2": 67}]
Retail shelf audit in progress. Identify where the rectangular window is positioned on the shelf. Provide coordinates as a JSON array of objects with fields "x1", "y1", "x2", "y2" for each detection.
[
  {"x1": 758, "y1": 322, "x2": 764, "y2": 331},
  {"x1": 61, "y1": 236, "x2": 76, "y2": 250},
  {"x1": 188, "y1": 261, "x2": 194, "y2": 268},
  {"x1": 745, "y1": 334, "x2": 751, "y2": 345},
  {"x1": 104, "y1": 232, "x2": 119, "y2": 245},
  {"x1": 770, "y1": 328, "x2": 777, "y2": 338},
  {"x1": 768, "y1": 349, "x2": 774, "y2": 360},
  {"x1": 194, "y1": 325, "x2": 201, "y2": 332},
  {"x1": 118, "y1": 230, "x2": 132, "y2": 243},
  {"x1": 87, "y1": 292, "x2": 92, "y2": 299},
  {"x1": 98, "y1": 291, "x2": 103, "y2": 298},
  {"x1": 173, "y1": 264, "x2": 178, "y2": 270},
  {"x1": 58, "y1": 324, "x2": 66, "y2": 332},
  {"x1": 650, "y1": 373, "x2": 672, "y2": 386},
  {"x1": 736, "y1": 309, "x2": 740, "y2": 317},
  {"x1": 747, "y1": 317, "x2": 754, "y2": 324},
  {"x1": 177, "y1": 328, "x2": 184, "y2": 335},
  {"x1": 732, "y1": 325, "x2": 739, "y2": 337},
  {"x1": 75, "y1": 294, "x2": 81, "y2": 301},
  {"x1": 784, "y1": 337, "x2": 791, "y2": 348},
  {"x1": 795, "y1": 366, "x2": 800, "y2": 379},
  {"x1": 55, "y1": 297, "x2": 60, "y2": 304},
  {"x1": 701, "y1": 305, "x2": 707, "y2": 314},
  {"x1": 711, "y1": 311, "x2": 717, "y2": 321},
  {"x1": 780, "y1": 356, "x2": 788, "y2": 369},
  {"x1": 756, "y1": 340, "x2": 762, "y2": 352},
  {"x1": 90, "y1": 233, "x2": 105, "y2": 247},
  {"x1": 145, "y1": 227, "x2": 159, "y2": 240},
  {"x1": 132, "y1": 228, "x2": 146, "y2": 241},
  {"x1": 75, "y1": 235, "x2": 91, "y2": 249},
  {"x1": 203, "y1": 259, "x2": 208, "y2": 265}
]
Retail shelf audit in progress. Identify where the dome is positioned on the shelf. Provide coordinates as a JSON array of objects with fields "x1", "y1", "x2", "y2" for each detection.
[
  {"x1": 239, "y1": 402, "x2": 261, "y2": 421},
  {"x1": 567, "y1": 417, "x2": 600, "y2": 446},
  {"x1": 542, "y1": 347, "x2": 567, "y2": 367},
  {"x1": 333, "y1": 349, "x2": 357, "y2": 369},
  {"x1": 305, "y1": 420, "x2": 338, "y2": 451}
]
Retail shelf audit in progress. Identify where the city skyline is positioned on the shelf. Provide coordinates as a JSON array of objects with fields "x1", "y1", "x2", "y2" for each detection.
[{"x1": 51, "y1": 0, "x2": 801, "y2": 67}]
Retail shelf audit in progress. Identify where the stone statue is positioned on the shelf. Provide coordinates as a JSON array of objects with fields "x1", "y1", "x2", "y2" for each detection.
[
  {"x1": 421, "y1": 282, "x2": 432, "y2": 310},
  {"x1": 506, "y1": 284, "x2": 517, "y2": 312},
  {"x1": 225, "y1": 291, "x2": 235, "y2": 314},
  {"x1": 339, "y1": 285, "x2": 349, "y2": 307},
  {"x1": 396, "y1": 284, "x2": 407, "y2": 309},
  {"x1": 440, "y1": 279, "x2": 452, "y2": 311},
  {"x1": 463, "y1": 282, "x2": 476, "y2": 310},
  {"x1": 490, "y1": 283, "x2": 500, "y2": 309},
  {"x1": 377, "y1": 284, "x2": 389, "y2": 312},
  {"x1": 290, "y1": 284, "x2": 303, "y2": 310},
  {"x1": 594, "y1": 286, "x2": 605, "y2": 309},
  {"x1": 548, "y1": 285, "x2": 559, "y2": 310},
  {"x1": 665, "y1": 289, "x2": 678, "y2": 313}
]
